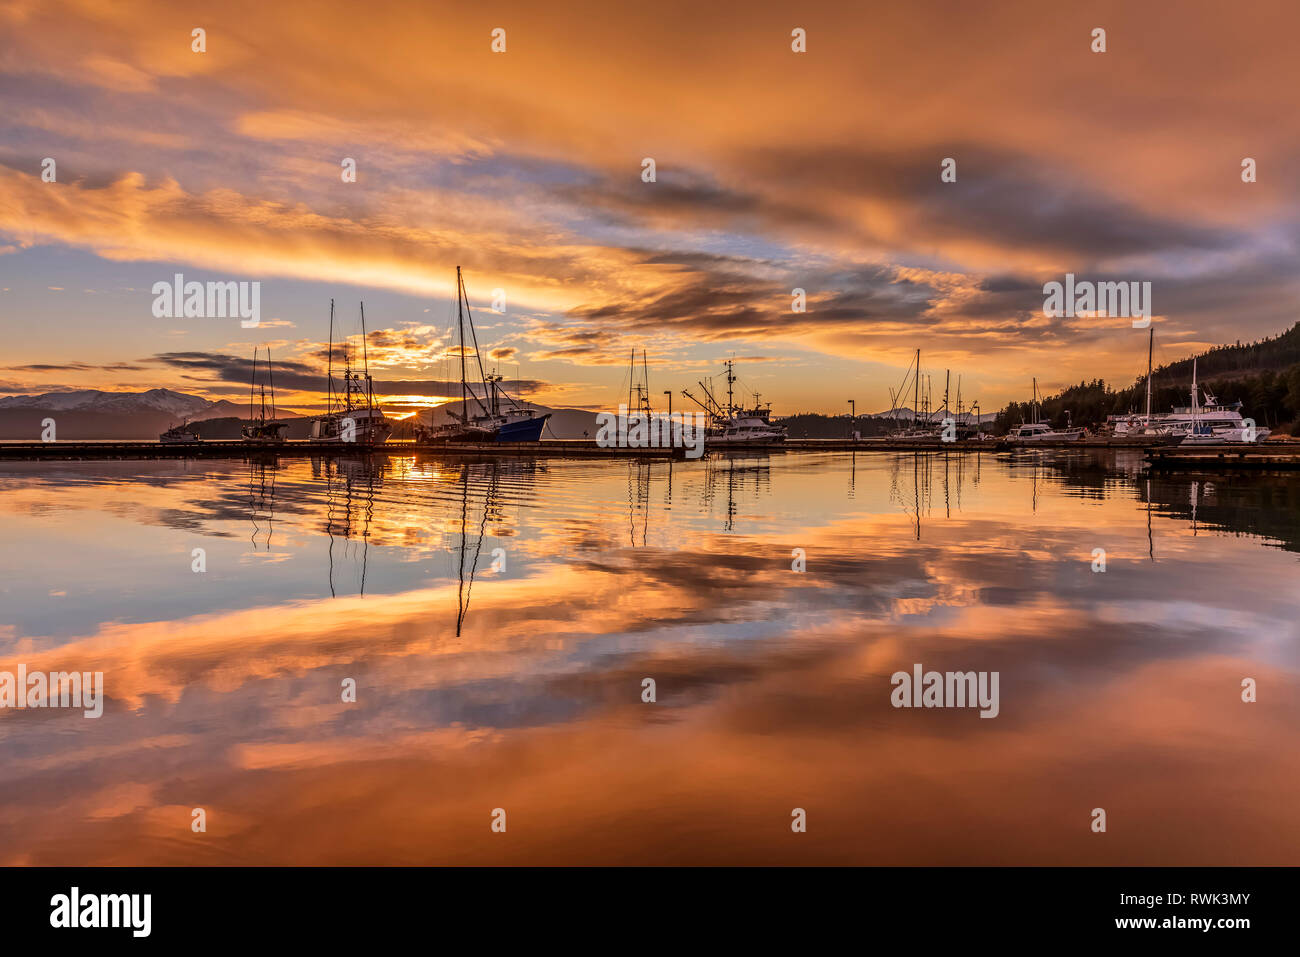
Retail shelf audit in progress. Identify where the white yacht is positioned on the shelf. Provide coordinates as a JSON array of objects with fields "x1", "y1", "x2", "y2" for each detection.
[
  {"x1": 1108, "y1": 331, "x2": 1268, "y2": 442},
  {"x1": 1007, "y1": 379, "x2": 1084, "y2": 442},
  {"x1": 1008, "y1": 421, "x2": 1084, "y2": 442},
  {"x1": 1179, "y1": 359, "x2": 1270, "y2": 445}
]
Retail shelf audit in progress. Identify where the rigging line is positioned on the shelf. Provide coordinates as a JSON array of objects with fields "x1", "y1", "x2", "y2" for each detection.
[{"x1": 460, "y1": 271, "x2": 493, "y2": 416}]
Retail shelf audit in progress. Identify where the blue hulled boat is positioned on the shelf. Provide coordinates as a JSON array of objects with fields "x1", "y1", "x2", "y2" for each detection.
[{"x1": 422, "y1": 267, "x2": 551, "y2": 444}]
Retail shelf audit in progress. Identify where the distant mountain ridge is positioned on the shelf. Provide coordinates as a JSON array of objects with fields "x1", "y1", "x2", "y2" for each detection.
[
  {"x1": 0, "y1": 388, "x2": 210, "y2": 416},
  {"x1": 0, "y1": 388, "x2": 304, "y2": 440}
]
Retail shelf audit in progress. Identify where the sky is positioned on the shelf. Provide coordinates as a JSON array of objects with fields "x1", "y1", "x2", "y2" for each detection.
[{"x1": 1, "y1": 0, "x2": 1297, "y2": 418}]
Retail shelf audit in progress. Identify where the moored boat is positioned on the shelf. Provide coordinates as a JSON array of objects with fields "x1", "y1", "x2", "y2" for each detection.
[
  {"x1": 310, "y1": 301, "x2": 392, "y2": 445},
  {"x1": 1179, "y1": 358, "x2": 1270, "y2": 445},
  {"x1": 241, "y1": 346, "x2": 289, "y2": 443},
  {"x1": 1007, "y1": 378, "x2": 1084, "y2": 443},
  {"x1": 160, "y1": 422, "x2": 201, "y2": 444},
  {"x1": 682, "y1": 359, "x2": 787, "y2": 446},
  {"x1": 422, "y1": 267, "x2": 550, "y2": 443}
]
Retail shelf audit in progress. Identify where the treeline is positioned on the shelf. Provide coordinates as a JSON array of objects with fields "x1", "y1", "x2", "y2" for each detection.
[{"x1": 995, "y1": 323, "x2": 1300, "y2": 433}]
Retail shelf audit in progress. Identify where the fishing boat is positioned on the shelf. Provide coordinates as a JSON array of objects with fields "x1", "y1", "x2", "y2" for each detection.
[
  {"x1": 422, "y1": 267, "x2": 550, "y2": 443},
  {"x1": 159, "y1": 421, "x2": 201, "y2": 444},
  {"x1": 310, "y1": 300, "x2": 393, "y2": 445},
  {"x1": 1007, "y1": 378, "x2": 1084, "y2": 442},
  {"x1": 682, "y1": 359, "x2": 787, "y2": 445},
  {"x1": 242, "y1": 346, "x2": 288, "y2": 443}
]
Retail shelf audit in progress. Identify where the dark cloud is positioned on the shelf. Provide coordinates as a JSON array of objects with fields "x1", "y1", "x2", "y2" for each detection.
[
  {"x1": 739, "y1": 143, "x2": 1242, "y2": 263},
  {"x1": 4, "y1": 361, "x2": 146, "y2": 372},
  {"x1": 149, "y1": 351, "x2": 544, "y2": 397}
]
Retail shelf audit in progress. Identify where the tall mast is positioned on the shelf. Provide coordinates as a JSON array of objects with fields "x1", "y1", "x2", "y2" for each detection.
[
  {"x1": 726, "y1": 359, "x2": 735, "y2": 416},
  {"x1": 944, "y1": 369, "x2": 950, "y2": 419},
  {"x1": 1191, "y1": 357, "x2": 1199, "y2": 426},
  {"x1": 360, "y1": 302, "x2": 373, "y2": 411},
  {"x1": 457, "y1": 267, "x2": 467, "y2": 421},
  {"x1": 1032, "y1": 377, "x2": 1038, "y2": 424},
  {"x1": 642, "y1": 349, "x2": 650, "y2": 414},
  {"x1": 913, "y1": 349, "x2": 920, "y2": 429},
  {"x1": 249, "y1": 347, "x2": 257, "y2": 422},
  {"x1": 1145, "y1": 326, "x2": 1153, "y2": 424},
  {"x1": 628, "y1": 349, "x2": 634, "y2": 414},
  {"x1": 268, "y1": 347, "x2": 276, "y2": 421}
]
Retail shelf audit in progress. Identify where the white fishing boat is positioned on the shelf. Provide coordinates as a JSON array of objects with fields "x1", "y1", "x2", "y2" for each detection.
[
  {"x1": 682, "y1": 360, "x2": 787, "y2": 445},
  {"x1": 159, "y1": 421, "x2": 201, "y2": 444},
  {"x1": 310, "y1": 300, "x2": 393, "y2": 445}
]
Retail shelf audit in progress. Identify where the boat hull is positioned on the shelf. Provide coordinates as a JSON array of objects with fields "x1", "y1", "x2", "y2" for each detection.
[
  {"x1": 496, "y1": 414, "x2": 550, "y2": 442},
  {"x1": 309, "y1": 414, "x2": 392, "y2": 445}
]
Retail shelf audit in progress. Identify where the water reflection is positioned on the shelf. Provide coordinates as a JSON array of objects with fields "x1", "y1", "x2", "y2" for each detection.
[{"x1": 0, "y1": 450, "x2": 1296, "y2": 864}]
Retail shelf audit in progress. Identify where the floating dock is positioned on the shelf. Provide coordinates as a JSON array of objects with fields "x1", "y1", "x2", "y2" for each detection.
[{"x1": 1145, "y1": 442, "x2": 1300, "y2": 471}]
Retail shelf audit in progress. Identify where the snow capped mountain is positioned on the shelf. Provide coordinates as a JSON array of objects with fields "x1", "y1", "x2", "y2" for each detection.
[
  {"x1": 0, "y1": 388, "x2": 215, "y2": 417},
  {"x1": 870, "y1": 407, "x2": 998, "y2": 424}
]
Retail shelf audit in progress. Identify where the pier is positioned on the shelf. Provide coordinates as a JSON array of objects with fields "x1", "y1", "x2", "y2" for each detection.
[
  {"x1": 0, "y1": 434, "x2": 1259, "y2": 461},
  {"x1": 1145, "y1": 442, "x2": 1300, "y2": 471},
  {"x1": 0, "y1": 439, "x2": 691, "y2": 461}
]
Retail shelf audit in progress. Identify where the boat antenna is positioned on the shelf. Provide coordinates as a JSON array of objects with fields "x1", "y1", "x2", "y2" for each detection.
[
  {"x1": 327, "y1": 299, "x2": 335, "y2": 415},
  {"x1": 1145, "y1": 326, "x2": 1153, "y2": 425}
]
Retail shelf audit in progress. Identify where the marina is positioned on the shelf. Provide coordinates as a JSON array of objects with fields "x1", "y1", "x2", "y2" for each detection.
[{"x1": 5, "y1": 435, "x2": 1297, "y2": 462}]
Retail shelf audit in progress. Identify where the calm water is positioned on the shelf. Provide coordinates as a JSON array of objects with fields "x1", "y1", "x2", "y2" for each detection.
[{"x1": 0, "y1": 450, "x2": 1297, "y2": 864}]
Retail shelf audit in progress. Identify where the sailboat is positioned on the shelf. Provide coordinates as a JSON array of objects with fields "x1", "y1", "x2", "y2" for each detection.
[
  {"x1": 242, "y1": 346, "x2": 288, "y2": 443},
  {"x1": 423, "y1": 267, "x2": 550, "y2": 443},
  {"x1": 1007, "y1": 378, "x2": 1085, "y2": 442},
  {"x1": 889, "y1": 349, "x2": 942, "y2": 443},
  {"x1": 310, "y1": 300, "x2": 393, "y2": 445},
  {"x1": 1176, "y1": 358, "x2": 1270, "y2": 444},
  {"x1": 682, "y1": 359, "x2": 786, "y2": 445}
]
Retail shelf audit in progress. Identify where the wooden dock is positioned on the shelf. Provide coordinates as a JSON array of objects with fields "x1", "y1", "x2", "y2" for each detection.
[
  {"x1": 0, "y1": 439, "x2": 694, "y2": 461},
  {"x1": 0, "y1": 435, "x2": 1202, "y2": 461},
  {"x1": 1145, "y1": 442, "x2": 1300, "y2": 471}
]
